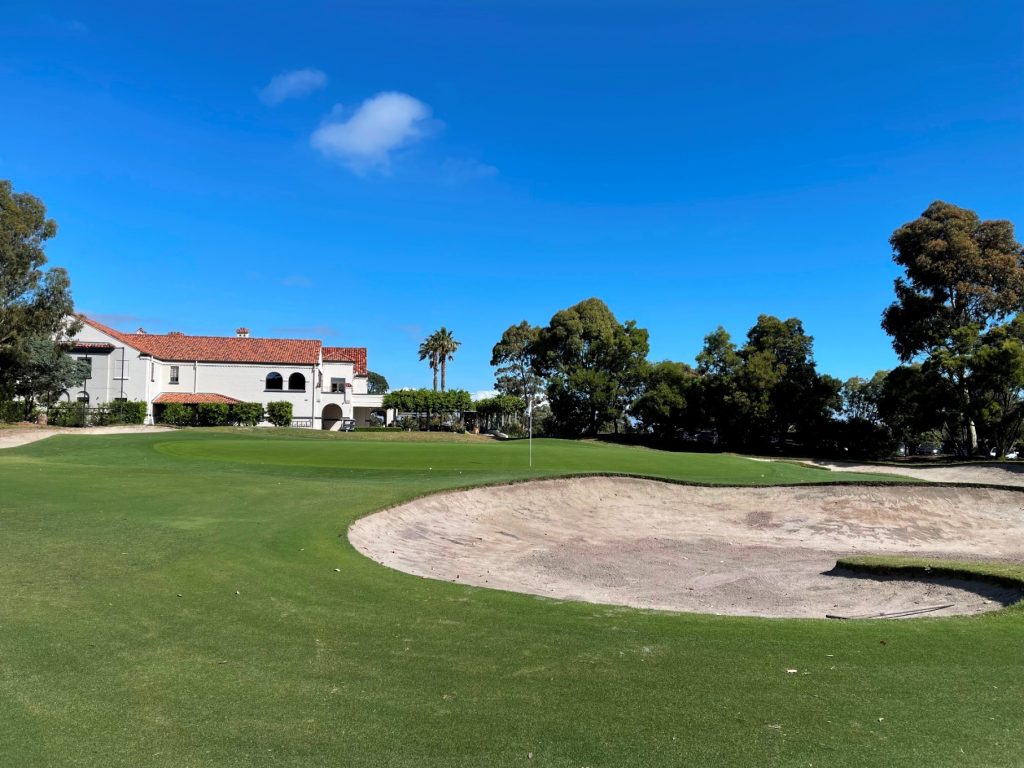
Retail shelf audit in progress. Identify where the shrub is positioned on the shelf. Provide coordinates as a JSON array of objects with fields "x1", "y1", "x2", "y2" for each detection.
[
  {"x1": 197, "y1": 403, "x2": 231, "y2": 426},
  {"x1": 231, "y1": 402, "x2": 264, "y2": 427},
  {"x1": 158, "y1": 402, "x2": 196, "y2": 426},
  {"x1": 107, "y1": 400, "x2": 147, "y2": 425},
  {"x1": 0, "y1": 400, "x2": 27, "y2": 423},
  {"x1": 395, "y1": 416, "x2": 417, "y2": 431},
  {"x1": 265, "y1": 400, "x2": 293, "y2": 427},
  {"x1": 49, "y1": 401, "x2": 88, "y2": 427}
]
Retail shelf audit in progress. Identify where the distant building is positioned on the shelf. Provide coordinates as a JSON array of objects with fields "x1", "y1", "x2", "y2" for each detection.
[{"x1": 69, "y1": 316, "x2": 390, "y2": 429}]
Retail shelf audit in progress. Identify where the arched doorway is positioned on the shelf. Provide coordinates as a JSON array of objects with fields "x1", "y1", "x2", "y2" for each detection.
[{"x1": 322, "y1": 403, "x2": 344, "y2": 431}]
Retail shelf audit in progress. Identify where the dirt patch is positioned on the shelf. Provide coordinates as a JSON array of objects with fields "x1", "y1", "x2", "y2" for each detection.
[
  {"x1": 0, "y1": 425, "x2": 174, "y2": 450},
  {"x1": 349, "y1": 477, "x2": 1024, "y2": 619}
]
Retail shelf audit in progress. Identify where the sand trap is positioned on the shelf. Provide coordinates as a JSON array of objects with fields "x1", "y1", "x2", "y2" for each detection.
[
  {"x1": 0, "y1": 425, "x2": 173, "y2": 450},
  {"x1": 812, "y1": 460, "x2": 1024, "y2": 487},
  {"x1": 349, "y1": 477, "x2": 1024, "y2": 619}
]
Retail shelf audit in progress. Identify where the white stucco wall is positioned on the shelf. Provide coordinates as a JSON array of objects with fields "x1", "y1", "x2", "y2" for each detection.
[{"x1": 70, "y1": 322, "x2": 385, "y2": 428}]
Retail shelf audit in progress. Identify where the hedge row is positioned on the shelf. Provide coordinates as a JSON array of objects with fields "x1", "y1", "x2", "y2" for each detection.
[
  {"x1": 48, "y1": 400, "x2": 148, "y2": 427},
  {"x1": 156, "y1": 401, "x2": 270, "y2": 427}
]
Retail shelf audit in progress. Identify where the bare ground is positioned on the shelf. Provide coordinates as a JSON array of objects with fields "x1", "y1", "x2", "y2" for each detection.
[
  {"x1": 349, "y1": 476, "x2": 1024, "y2": 619},
  {"x1": 0, "y1": 425, "x2": 173, "y2": 449}
]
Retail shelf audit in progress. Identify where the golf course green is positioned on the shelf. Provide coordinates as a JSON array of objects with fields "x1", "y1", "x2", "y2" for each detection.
[{"x1": 1, "y1": 429, "x2": 1021, "y2": 767}]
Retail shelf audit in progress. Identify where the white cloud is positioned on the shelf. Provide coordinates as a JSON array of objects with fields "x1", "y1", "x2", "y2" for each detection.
[
  {"x1": 310, "y1": 92, "x2": 434, "y2": 171},
  {"x1": 260, "y1": 68, "x2": 327, "y2": 106},
  {"x1": 472, "y1": 390, "x2": 498, "y2": 402}
]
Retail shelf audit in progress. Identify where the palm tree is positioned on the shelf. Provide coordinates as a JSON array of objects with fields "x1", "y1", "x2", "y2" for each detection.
[
  {"x1": 433, "y1": 327, "x2": 461, "y2": 392},
  {"x1": 418, "y1": 335, "x2": 439, "y2": 391}
]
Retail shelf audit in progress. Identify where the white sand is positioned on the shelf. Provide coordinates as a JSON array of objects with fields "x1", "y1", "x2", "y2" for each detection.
[{"x1": 350, "y1": 476, "x2": 1024, "y2": 619}]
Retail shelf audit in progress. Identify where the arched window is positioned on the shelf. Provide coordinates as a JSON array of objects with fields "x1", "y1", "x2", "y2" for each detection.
[
  {"x1": 266, "y1": 372, "x2": 283, "y2": 390},
  {"x1": 288, "y1": 372, "x2": 306, "y2": 390}
]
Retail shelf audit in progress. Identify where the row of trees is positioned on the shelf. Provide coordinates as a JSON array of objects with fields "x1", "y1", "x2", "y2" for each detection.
[{"x1": 489, "y1": 202, "x2": 1024, "y2": 456}]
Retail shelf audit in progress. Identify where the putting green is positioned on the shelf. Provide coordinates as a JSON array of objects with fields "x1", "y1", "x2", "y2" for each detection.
[{"x1": 1, "y1": 429, "x2": 1021, "y2": 768}]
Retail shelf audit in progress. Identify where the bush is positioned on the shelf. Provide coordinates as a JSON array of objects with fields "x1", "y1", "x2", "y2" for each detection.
[
  {"x1": 158, "y1": 402, "x2": 196, "y2": 426},
  {"x1": 265, "y1": 400, "x2": 293, "y2": 427},
  {"x1": 107, "y1": 400, "x2": 147, "y2": 425},
  {"x1": 231, "y1": 402, "x2": 264, "y2": 427},
  {"x1": 197, "y1": 403, "x2": 231, "y2": 426},
  {"x1": 49, "y1": 401, "x2": 88, "y2": 427},
  {"x1": 0, "y1": 399, "x2": 27, "y2": 423}
]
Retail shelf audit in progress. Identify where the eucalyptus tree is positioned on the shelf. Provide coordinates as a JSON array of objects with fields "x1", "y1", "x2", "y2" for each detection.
[{"x1": 882, "y1": 201, "x2": 1024, "y2": 453}]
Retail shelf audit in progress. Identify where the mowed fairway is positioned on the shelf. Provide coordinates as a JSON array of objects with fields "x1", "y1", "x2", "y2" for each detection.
[{"x1": 1, "y1": 430, "x2": 1021, "y2": 767}]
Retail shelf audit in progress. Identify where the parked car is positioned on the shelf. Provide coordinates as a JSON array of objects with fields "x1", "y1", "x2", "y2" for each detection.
[
  {"x1": 915, "y1": 443, "x2": 940, "y2": 455},
  {"x1": 339, "y1": 418, "x2": 356, "y2": 432}
]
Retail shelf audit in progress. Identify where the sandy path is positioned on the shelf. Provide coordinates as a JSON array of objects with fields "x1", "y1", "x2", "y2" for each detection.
[
  {"x1": 350, "y1": 476, "x2": 1024, "y2": 619},
  {"x1": 811, "y1": 460, "x2": 1024, "y2": 487},
  {"x1": 0, "y1": 425, "x2": 173, "y2": 449}
]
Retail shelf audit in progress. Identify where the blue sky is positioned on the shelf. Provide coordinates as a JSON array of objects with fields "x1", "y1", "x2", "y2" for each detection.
[{"x1": 2, "y1": 2, "x2": 1022, "y2": 395}]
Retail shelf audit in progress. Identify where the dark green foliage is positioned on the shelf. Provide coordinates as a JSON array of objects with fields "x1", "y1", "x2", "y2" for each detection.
[
  {"x1": 694, "y1": 317, "x2": 840, "y2": 450},
  {"x1": 491, "y1": 320, "x2": 543, "y2": 401},
  {"x1": 10, "y1": 335, "x2": 90, "y2": 419},
  {"x1": 47, "y1": 401, "x2": 88, "y2": 427},
  {"x1": 0, "y1": 180, "x2": 81, "y2": 393},
  {"x1": 105, "y1": 399, "x2": 147, "y2": 425},
  {"x1": 382, "y1": 389, "x2": 472, "y2": 421},
  {"x1": 265, "y1": 400, "x2": 293, "y2": 427},
  {"x1": 532, "y1": 298, "x2": 649, "y2": 436},
  {"x1": 630, "y1": 361, "x2": 697, "y2": 437},
  {"x1": 231, "y1": 402, "x2": 264, "y2": 427},
  {"x1": 158, "y1": 402, "x2": 196, "y2": 426},
  {"x1": 366, "y1": 371, "x2": 389, "y2": 395},
  {"x1": 0, "y1": 399, "x2": 28, "y2": 422},
  {"x1": 474, "y1": 394, "x2": 526, "y2": 430},
  {"x1": 882, "y1": 201, "x2": 1024, "y2": 453},
  {"x1": 197, "y1": 403, "x2": 231, "y2": 426}
]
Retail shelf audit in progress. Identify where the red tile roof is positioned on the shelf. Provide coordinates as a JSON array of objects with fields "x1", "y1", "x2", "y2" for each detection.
[
  {"x1": 71, "y1": 341, "x2": 115, "y2": 351},
  {"x1": 153, "y1": 393, "x2": 243, "y2": 405},
  {"x1": 81, "y1": 316, "x2": 321, "y2": 365},
  {"x1": 323, "y1": 346, "x2": 368, "y2": 375}
]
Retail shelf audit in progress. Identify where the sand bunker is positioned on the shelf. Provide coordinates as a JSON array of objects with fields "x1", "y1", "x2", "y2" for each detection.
[{"x1": 349, "y1": 477, "x2": 1024, "y2": 619}]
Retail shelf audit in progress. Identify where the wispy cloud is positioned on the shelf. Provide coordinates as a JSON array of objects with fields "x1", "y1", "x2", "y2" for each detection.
[
  {"x1": 472, "y1": 389, "x2": 498, "y2": 402},
  {"x1": 260, "y1": 68, "x2": 327, "y2": 106},
  {"x1": 310, "y1": 92, "x2": 435, "y2": 172},
  {"x1": 439, "y1": 157, "x2": 498, "y2": 184}
]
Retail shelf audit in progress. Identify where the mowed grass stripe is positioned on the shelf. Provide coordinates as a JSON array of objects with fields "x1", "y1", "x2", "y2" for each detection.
[{"x1": 1, "y1": 431, "x2": 1019, "y2": 768}]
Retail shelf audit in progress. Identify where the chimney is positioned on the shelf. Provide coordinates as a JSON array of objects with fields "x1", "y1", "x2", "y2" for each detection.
[{"x1": 236, "y1": 327, "x2": 250, "y2": 338}]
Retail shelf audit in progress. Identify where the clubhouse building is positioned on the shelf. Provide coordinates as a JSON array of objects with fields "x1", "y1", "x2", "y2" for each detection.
[{"x1": 69, "y1": 316, "x2": 389, "y2": 429}]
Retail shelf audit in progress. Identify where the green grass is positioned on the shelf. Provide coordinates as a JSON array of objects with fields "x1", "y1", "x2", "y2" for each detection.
[{"x1": 1, "y1": 430, "x2": 1020, "y2": 767}]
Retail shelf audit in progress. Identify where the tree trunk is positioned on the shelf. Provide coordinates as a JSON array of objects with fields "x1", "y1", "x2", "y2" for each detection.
[
  {"x1": 432, "y1": 355, "x2": 438, "y2": 392},
  {"x1": 441, "y1": 358, "x2": 446, "y2": 392}
]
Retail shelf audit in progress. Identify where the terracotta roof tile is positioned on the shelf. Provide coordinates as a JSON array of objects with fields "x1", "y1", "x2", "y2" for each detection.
[
  {"x1": 80, "y1": 316, "x2": 321, "y2": 365},
  {"x1": 323, "y1": 346, "x2": 368, "y2": 375},
  {"x1": 153, "y1": 393, "x2": 243, "y2": 405}
]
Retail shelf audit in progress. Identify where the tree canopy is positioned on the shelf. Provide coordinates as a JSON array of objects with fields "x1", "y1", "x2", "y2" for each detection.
[
  {"x1": 367, "y1": 371, "x2": 389, "y2": 395},
  {"x1": 881, "y1": 201, "x2": 1024, "y2": 453},
  {"x1": 532, "y1": 298, "x2": 649, "y2": 436},
  {"x1": 490, "y1": 320, "x2": 543, "y2": 401},
  {"x1": 0, "y1": 180, "x2": 82, "y2": 402}
]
